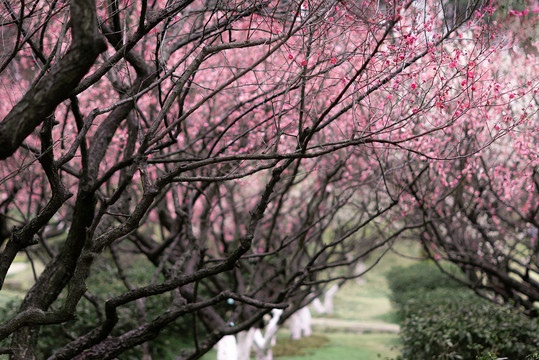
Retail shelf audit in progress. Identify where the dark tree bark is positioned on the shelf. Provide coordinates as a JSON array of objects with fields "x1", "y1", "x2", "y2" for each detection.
[{"x1": 0, "y1": 0, "x2": 106, "y2": 160}]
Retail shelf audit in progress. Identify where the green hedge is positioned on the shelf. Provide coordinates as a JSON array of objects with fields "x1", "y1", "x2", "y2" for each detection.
[
  {"x1": 386, "y1": 261, "x2": 464, "y2": 312},
  {"x1": 387, "y1": 262, "x2": 539, "y2": 360}
]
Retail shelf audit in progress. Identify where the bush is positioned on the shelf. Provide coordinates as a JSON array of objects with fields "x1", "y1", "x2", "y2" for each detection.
[
  {"x1": 477, "y1": 351, "x2": 539, "y2": 360},
  {"x1": 386, "y1": 261, "x2": 464, "y2": 308},
  {"x1": 388, "y1": 262, "x2": 539, "y2": 360}
]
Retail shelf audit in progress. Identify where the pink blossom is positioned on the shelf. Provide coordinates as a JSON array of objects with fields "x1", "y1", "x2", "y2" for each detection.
[
  {"x1": 301, "y1": 60, "x2": 307, "y2": 66},
  {"x1": 288, "y1": 54, "x2": 294, "y2": 60},
  {"x1": 330, "y1": 57, "x2": 337, "y2": 64},
  {"x1": 411, "y1": 83, "x2": 417, "y2": 90},
  {"x1": 405, "y1": 35, "x2": 416, "y2": 45}
]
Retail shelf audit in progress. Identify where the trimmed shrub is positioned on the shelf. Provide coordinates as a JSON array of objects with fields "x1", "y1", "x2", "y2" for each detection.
[
  {"x1": 386, "y1": 261, "x2": 464, "y2": 309},
  {"x1": 388, "y1": 262, "x2": 539, "y2": 360}
]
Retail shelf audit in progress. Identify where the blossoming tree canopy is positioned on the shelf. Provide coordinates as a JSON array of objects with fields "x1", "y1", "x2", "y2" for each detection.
[
  {"x1": 398, "y1": 45, "x2": 538, "y2": 314},
  {"x1": 0, "y1": 0, "x2": 536, "y2": 359}
]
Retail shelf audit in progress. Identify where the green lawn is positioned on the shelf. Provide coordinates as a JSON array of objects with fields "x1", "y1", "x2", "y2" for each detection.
[
  {"x1": 276, "y1": 332, "x2": 399, "y2": 360},
  {"x1": 332, "y1": 240, "x2": 421, "y2": 323}
]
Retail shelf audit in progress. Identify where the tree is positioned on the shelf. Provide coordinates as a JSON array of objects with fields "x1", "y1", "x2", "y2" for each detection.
[
  {"x1": 402, "y1": 104, "x2": 539, "y2": 315},
  {"x1": 397, "y1": 22, "x2": 539, "y2": 315},
  {"x1": 0, "y1": 0, "x2": 525, "y2": 359}
]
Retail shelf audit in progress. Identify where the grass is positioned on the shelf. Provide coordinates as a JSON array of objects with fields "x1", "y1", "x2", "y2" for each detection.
[
  {"x1": 330, "y1": 240, "x2": 421, "y2": 323},
  {"x1": 273, "y1": 334, "x2": 330, "y2": 357},
  {"x1": 275, "y1": 332, "x2": 400, "y2": 360}
]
